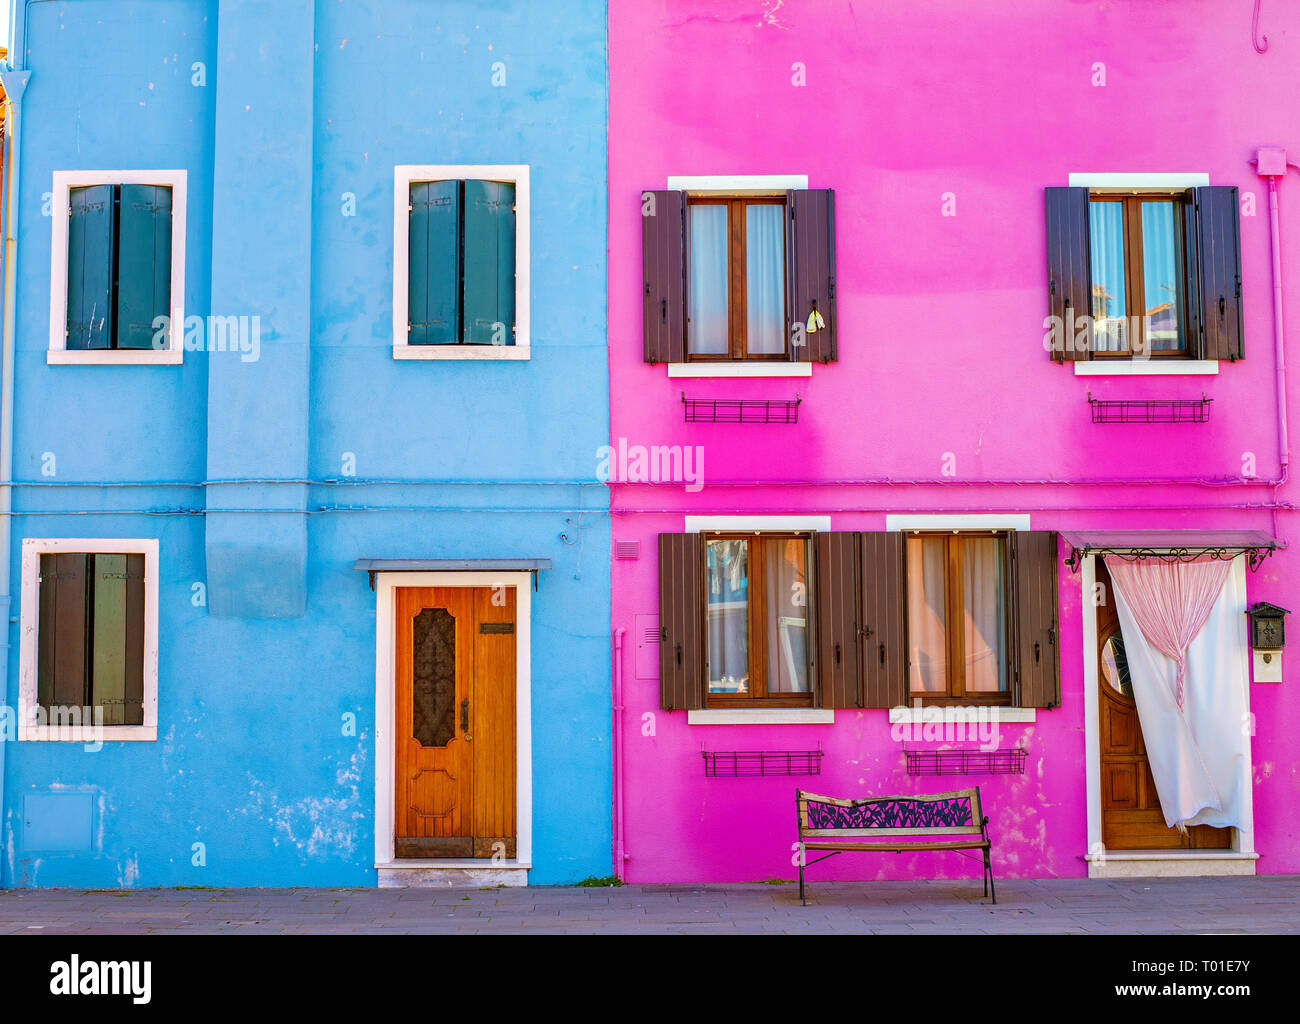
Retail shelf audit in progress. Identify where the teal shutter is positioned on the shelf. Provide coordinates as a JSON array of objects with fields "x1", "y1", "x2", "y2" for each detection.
[
  {"x1": 462, "y1": 179, "x2": 515, "y2": 345},
  {"x1": 408, "y1": 180, "x2": 462, "y2": 345},
  {"x1": 115, "y1": 185, "x2": 173, "y2": 349},
  {"x1": 66, "y1": 185, "x2": 115, "y2": 350}
]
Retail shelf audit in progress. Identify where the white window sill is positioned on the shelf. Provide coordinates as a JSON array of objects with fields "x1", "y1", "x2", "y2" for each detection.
[
  {"x1": 668, "y1": 362, "x2": 811, "y2": 378},
  {"x1": 47, "y1": 349, "x2": 182, "y2": 366},
  {"x1": 888, "y1": 706, "x2": 1037, "y2": 724},
  {"x1": 688, "y1": 708, "x2": 834, "y2": 725},
  {"x1": 393, "y1": 345, "x2": 529, "y2": 361},
  {"x1": 1073, "y1": 360, "x2": 1218, "y2": 376},
  {"x1": 19, "y1": 726, "x2": 157, "y2": 742}
]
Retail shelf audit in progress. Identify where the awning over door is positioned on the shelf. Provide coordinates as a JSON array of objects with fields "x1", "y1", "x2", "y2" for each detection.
[
  {"x1": 1060, "y1": 530, "x2": 1280, "y2": 573},
  {"x1": 353, "y1": 558, "x2": 552, "y2": 590}
]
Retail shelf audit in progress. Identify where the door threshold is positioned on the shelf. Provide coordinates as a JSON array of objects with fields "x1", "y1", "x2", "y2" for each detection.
[
  {"x1": 1086, "y1": 850, "x2": 1258, "y2": 878},
  {"x1": 376, "y1": 859, "x2": 531, "y2": 889}
]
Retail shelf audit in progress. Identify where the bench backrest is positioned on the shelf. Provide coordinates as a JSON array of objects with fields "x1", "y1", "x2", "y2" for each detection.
[{"x1": 796, "y1": 788, "x2": 985, "y2": 838}]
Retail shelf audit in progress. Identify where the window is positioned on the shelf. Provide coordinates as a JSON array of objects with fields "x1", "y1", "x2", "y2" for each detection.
[
  {"x1": 1088, "y1": 194, "x2": 1188, "y2": 356},
  {"x1": 1045, "y1": 183, "x2": 1243, "y2": 366},
  {"x1": 703, "y1": 533, "x2": 812, "y2": 707},
  {"x1": 658, "y1": 529, "x2": 1060, "y2": 713},
  {"x1": 393, "y1": 165, "x2": 530, "y2": 360},
  {"x1": 906, "y1": 533, "x2": 1010, "y2": 705},
  {"x1": 688, "y1": 198, "x2": 787, "y2": 360},
  {"x1": 642, "y1": 185, "x2": 837, "y2": 366},
  {"x1": 49, "y1": 170, "x2": 187, "y2": 365},
  {"x1": 19, "y1": 539, "x2": 159, "y2": 741}
]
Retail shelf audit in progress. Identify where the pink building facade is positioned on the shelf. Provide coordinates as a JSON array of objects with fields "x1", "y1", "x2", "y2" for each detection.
[{"x1": 608, "y1": 1, "x2": 1300, "y2": 884}]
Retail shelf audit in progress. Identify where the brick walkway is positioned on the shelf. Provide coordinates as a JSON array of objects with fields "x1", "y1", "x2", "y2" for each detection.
[{"x1": 2, "y1": 875, "x2": 1298, "y2": 934}]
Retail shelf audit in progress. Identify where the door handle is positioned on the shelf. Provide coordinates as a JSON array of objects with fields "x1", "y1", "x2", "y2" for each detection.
[
  {"x1": 1034, "y1": 642, "x2": 1042, "y2": 665},
  {"x1": 879, "y1": 642, "x2": 886, "y2": 666}
]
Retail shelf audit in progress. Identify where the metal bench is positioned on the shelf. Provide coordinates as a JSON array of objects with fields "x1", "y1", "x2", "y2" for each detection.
[{"x1": 795, "y1": 787, "x2": 995, "y2": 905}]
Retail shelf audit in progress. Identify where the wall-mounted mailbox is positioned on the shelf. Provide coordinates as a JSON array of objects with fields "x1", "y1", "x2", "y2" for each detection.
[{"x1": 1247, "y1": 601, "x2": 1289, "y2": 683}]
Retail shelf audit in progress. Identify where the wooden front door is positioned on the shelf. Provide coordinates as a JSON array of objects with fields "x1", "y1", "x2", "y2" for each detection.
[
  {"x1": 395, "y1": 586, "x2": 517, "y2": 859},
  {"x1": 1095, "y1": 560, "x2": 1230, "y2": 851}
]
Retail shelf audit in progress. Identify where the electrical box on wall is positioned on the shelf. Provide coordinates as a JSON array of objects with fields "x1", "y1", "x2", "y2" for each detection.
[{"x1": 634, "y1": 613, "x2": 660, "y2": 680}]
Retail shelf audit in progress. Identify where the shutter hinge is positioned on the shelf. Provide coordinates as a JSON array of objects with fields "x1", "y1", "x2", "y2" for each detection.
[{"x1": 408, "y1": 204, "x2": 413, "y2": 212}]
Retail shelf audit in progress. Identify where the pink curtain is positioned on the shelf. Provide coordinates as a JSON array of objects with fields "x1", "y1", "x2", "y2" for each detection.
[{"x1": 1105, "y1": 556, "x2": 1233, "y2": 712}]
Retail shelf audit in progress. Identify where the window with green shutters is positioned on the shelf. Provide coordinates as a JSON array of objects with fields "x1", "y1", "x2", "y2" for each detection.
[
  {"x1": 65, "y1": 184, "x2": 173, "y2": 351},
  {"x1": 408, "y1": 178, "x2": 516, "y2": 346}
]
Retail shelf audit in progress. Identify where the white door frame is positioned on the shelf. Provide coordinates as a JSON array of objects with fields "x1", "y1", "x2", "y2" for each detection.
[
  {"x1": 1081, "y1": 553, "x2": 1255, "y2": 868},
  {"x1": 373, "y1": 571, "x2": 533, "y2": 869}
]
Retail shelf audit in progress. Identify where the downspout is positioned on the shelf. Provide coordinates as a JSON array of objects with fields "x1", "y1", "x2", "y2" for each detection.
[
  {"x1": 0, "y1": 53, "x2": 30, "y2": 888},
  {"x1": 1252, "y1": 147, "x2": 1294, "y2": 542},
  {"x1": 612, "y1": 626, "x2": 626, "y2": 880}
]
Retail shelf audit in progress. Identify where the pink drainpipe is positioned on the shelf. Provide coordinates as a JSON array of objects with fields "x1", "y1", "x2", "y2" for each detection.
[{"x1": 612, "y1": 626, "x2": 627, "y2": 879}]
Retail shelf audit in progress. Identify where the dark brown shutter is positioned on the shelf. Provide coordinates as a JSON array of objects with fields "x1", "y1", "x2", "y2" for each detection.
[
  {"x1": 642, "y1": 190, "x2": 686, "y2": 363},
  {"x1": 814, "y1": 533, "x2": 861, "y2": 707},
  {"x1": 1011, "y1": 531, "x2": 1061, "y2": 709},
  {"x1": 859, "y1": 532, "x2": 906, "y2": 708},
  {"x1": 1193, "y1": 186, "x2": 1244, "y2": 361},
  {"x1": 1044, "y1": 187, "x2": 1091, "y2": 362},
  {"x1": 658, "y1": 533, "x2": 704, "y2": 710},
  {"x1": 37, "y1": 553, "x2": 90, "y2": 710},
  {"x1": 786, "y1": 188, "x2": 837, "y2": 362}
]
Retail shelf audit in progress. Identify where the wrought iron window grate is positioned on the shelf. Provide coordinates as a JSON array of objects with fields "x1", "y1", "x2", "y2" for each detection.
[
  {"x1": 904, "y1": 746, "x2": 1028, "y2": 776},
  {"x1": 682, "y1": 393, "x2": 801, "y2": 424},
  {"x1": 702, "y1": 748, "x2": 823, "y2": 777},
  {"x1": 1088, "y1": 392, "x2": 1212, "y2": 424}
]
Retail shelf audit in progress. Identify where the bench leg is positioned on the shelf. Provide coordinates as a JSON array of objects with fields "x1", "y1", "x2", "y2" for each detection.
[
  {"x1": 799, "y1": 846, "x2": 806, "y2": 906},
  {"x1": 984, "y1": 848, "x2": 996, "y2": 905}
]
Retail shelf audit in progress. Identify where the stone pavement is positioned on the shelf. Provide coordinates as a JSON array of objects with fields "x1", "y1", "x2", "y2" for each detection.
[{"x1": 1, "y1": 875, "x2": 1297, "y2": 934}]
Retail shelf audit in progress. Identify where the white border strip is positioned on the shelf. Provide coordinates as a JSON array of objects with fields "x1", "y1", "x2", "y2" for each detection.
[
  {"x1": 392, "y1": 164, "x2": 530, "y2": 360},
  {"x1": 667, "y1": 174, "x2": 808, "y2": 193},
  {"x1": 49, "y1": 170, "x2": 188, "y2": 365},
  {"x1": 1068, "y1": 172, "x2": 1210, "y2": 191},
  {"x1": 685, "y1": 515, "x2": 832, "y2": 534},
  {"x1": 18, "y1": 538, "x2": 160, "y2": 742},
  {"x1": 1074, "y1": 360, "x2": 1219, "y2": 377},
  {"x1": 373, "y1": 571, "x2": 533, "y2": 873},
  {"x1": 667, "y1": 362, "x2": 811, "y2": 378},
  {"x1": 886, "y1": 514, "x2": 1032, "y2": 532}
]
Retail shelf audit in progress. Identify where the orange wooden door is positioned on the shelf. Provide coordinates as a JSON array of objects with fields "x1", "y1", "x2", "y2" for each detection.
[
  {"x1": 1096, "y1": 561, "x2": 1230, "y2": 851},
  {"x1": 395, "y1": 587, "x2": 516, "y2": 858}
]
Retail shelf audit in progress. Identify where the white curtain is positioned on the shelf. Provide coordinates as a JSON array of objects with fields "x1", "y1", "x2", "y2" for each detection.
[
  {"x1": 688, "y1": 205, "x2": 729, "y2": 355},
  {"x1": 745, "y1": 204, "x2": 786, "y2": 355},
  {"x1": 962, "y1": 537, "x2": 1006, "y2": 693},
  {"x1": 1088, "y1": 201, "x2": 1127, "y2": 351},
  {"x1": 1107, "y1": 555, "x2": 1253, "y2": 832}
]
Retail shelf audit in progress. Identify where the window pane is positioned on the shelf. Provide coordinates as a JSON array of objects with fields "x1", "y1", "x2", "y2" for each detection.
[
  {"x1": 1088, "y1": 201, "x2": 1128, "y2": 352},
  {"x1": 907, "y1": 536, "x2": 948, "y2": 693},
  {"x1": 688, "y1": 205, "x2": 730, "y2": 355},
  {"x1": 961, "y1": 537, "x2": 1007, "y2": 693},
  {"x1": 1141, "y1": 201, "x2": 1183, "y2": 352},
  {"x1": 706, "y1": 539, "x2": 749, "y2": 694},
  {"x1": 762, "y1": 537, "x2": 809, "y2": 693},
  {"x1": 745, "y1": 204, "x2": 786, "y2": 355}
]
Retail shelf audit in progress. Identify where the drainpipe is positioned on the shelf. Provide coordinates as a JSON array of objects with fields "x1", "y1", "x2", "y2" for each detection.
[
  {"x1": 0, "y1": 54, "x2": 30, "y2": 888},
  {"x1": 612, "y1": 626, "x2": 626, "y2": 880},
  {"x1": 1253, "y1": 147, "x2": 1295, "y2": 541}
]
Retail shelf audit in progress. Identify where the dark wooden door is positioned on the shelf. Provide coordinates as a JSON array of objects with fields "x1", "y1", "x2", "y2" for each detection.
[
  {"x1": 395, "y1": 587, "x2": 516, "y2": 858},
  {"x1": 1096, "y1": 560, "x2": 1230, "y2": 851}
]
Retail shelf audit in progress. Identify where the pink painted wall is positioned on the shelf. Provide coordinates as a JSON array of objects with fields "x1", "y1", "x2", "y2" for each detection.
[{"x1": 609, "y1": 0, "x2": 1300, "y2": 882}]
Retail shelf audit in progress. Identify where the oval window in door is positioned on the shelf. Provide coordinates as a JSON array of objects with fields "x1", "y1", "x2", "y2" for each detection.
[{"x1": 1101, "y1": 629, "x2": 1134, "y2": 699}]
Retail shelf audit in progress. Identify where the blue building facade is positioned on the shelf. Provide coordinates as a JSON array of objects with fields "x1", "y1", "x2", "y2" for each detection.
[{"x1": 0, "y1": 0, "x2": 611, "y2": 887}]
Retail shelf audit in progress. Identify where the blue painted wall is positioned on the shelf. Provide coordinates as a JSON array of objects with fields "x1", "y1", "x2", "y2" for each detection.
[{"x1": 1, "y1": 0, "x2": 610, "y2": 887}]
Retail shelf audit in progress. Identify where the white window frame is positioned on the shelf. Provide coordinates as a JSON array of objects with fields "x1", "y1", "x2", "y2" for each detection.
[
  {"x1": 684, "y1": 514, "x2": 833, "y2": 724},
  {"x1": 1066, "y1": 172, "x2": 1217, "y2": 376},
  {"x1": 392, "y1": 164, "x2": 531, "y2": 360},
  {"x1": 666, "y1": 174, "x2": 813, "y2": 378},
  {"x1": 885, "y1": 513, "x2": 1036, "y2": 719},
  {"x1": 18, "y1": 538, "x2": 160, "y2": 742},
  {"x1": 48, "y1": 170, "x2": 187, "y2": 366}
]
